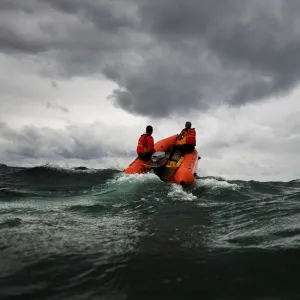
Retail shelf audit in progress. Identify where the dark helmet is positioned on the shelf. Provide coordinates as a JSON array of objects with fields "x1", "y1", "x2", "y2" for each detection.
[
  {"x1": 146, "y1": 125, "x2": 153, "y2": 134},
  {"x1": 185, "y1": 121, "x2": 192, "y2": 129}
]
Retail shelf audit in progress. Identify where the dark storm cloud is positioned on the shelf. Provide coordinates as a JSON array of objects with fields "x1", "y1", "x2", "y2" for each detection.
[
  {"x1": 0, "y1": 0, "x2": 43, "y2": 13},
  {"x1": 0, "y1": 24, "x2": 46, "y2": 54},
  {"x1": 40, "y1": 0, "x2": 135, "y2": 31},
  {"x1": 1, "y1": 0, "x2": 300, "y2": 117}
]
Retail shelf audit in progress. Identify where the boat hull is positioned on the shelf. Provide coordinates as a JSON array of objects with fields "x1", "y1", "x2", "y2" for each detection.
[{"x1": 169, "y1": 149, "x2": 199, "y2": 185}]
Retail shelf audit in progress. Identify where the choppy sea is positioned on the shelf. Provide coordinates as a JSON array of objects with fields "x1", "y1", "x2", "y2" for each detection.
[{"x1": 1, "y1": 163, "x2": 300, "y2": 299}]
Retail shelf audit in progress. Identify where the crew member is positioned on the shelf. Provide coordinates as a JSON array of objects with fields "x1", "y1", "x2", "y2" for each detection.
[
  {"x1": 170, "y1": 121, "x2": 196, "y2": 158},
  {"x1": 136, "y1": 125, "x2": 155, "y2": 161}
]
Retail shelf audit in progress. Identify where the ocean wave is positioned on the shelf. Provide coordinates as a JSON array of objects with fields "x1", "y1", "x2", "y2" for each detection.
[{"x1": 1, "y1": 165, "x2": 300, "y2": 299}]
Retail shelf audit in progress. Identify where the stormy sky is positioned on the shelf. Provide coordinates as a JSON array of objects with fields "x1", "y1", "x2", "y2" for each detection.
[{"x1": 1, "y1": 0, "x2": 300, "y2": 181}]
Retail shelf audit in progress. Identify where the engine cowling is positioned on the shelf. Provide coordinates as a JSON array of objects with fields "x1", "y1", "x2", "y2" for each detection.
[{"x1": 151, "y1": 151, "x2": 167, "y2": 168}]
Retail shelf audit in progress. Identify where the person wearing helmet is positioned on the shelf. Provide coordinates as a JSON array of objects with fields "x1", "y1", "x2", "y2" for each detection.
[{"x1": 136, "y1": 125, "x2": 155, "y2": 161}]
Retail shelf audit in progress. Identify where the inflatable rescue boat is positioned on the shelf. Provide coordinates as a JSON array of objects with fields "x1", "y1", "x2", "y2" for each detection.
[{"x1": 124, "y1": 134, "x2": 201, "y2": 186}]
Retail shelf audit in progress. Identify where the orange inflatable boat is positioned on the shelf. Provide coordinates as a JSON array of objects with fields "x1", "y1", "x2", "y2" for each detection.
[{"x1": 124, "y1": 134, "x2": 201, "y2": 186}]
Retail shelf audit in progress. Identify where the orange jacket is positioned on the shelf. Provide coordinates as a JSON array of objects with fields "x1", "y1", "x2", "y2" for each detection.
[
  {"x1": 176, "y1": 128, "x2": 196, "y2": 145},
  {"x1": 136, "y1": 134, "x2": 155, "y2": 154}
]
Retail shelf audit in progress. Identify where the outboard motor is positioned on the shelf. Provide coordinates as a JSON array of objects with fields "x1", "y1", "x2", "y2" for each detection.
[
  {"x1": 151, "y1": 151, "x2": 167, "y2": 168},
  {"x1": 151, "y1": 151, "x2": 167, "y2": 176}
]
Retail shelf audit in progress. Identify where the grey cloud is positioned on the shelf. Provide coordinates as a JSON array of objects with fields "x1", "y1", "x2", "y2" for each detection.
[
  {"x1": 272, "y1": 110, "x2": 300, "y2": 138},
  {"x1": 0, "y1": 122, "x2": 134, "y2": 162},
  {"x1": 1, "y1": 0, "x2": 300, "y2": 117},
  {"x1": 51, "y1": 80, "x2": 58, "y2": 88},
  {"x1": 137, "y1": 0, "x2": 300, "y2": 106},
  {"x1": 0, "y1": 24, "x2": 46, "y2": 54},
  {"x1": 201, "y1": 109, "x2": 300, "y2": 159},
  {"x1": 46, "y1": 102, "x2": 69, "y2": 113},
  {"x1": 40, "y1": 0, "x2": 136, "y2": 31},
  {"x1": 0, "y1": 0, "x2": 45, "y2": 13},
  {"x1": 138, "y1": 0, "x2": 246, "y2": 39}
]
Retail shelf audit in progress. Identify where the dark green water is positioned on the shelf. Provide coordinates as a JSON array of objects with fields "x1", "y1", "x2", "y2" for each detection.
[{"x1": 1, "y1": 164, "x2": 300, "y2": 299}]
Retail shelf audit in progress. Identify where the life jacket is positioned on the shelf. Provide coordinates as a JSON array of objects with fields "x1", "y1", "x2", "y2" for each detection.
[
  {"x1": 186, "y1": 128, "x2": 196, "y2": 145},
  {"x1": 136, "y1": 134, "x2": 150, "y2": 154},
  {"x1": 176, "y1": 128, "x2": 196, "y2": 145}
]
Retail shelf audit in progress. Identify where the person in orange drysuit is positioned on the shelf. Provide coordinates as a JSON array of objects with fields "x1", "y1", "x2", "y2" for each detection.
[
  {"x1": 170, "y1": 121, "x2": 196, "y2": 159},
  {"x1": 136, "y1": 125, "x2": 155, "y2": 161},
  {"x1": 176, "y1": 121, "x2": 196, "y2": 154}
]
